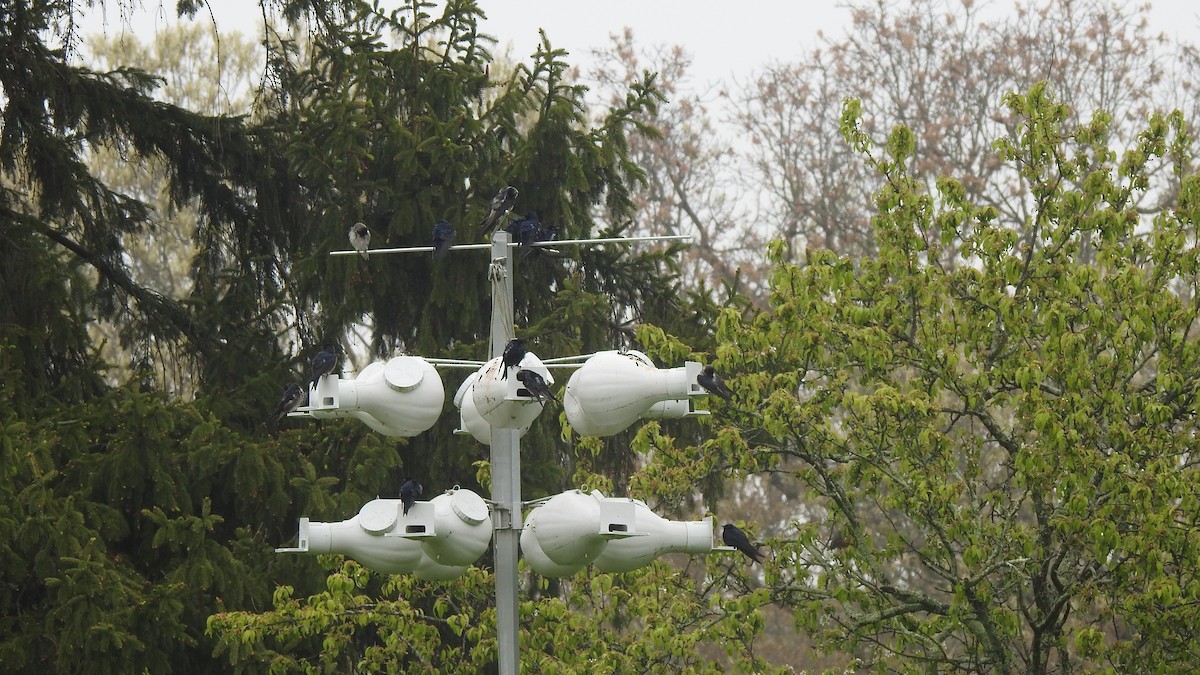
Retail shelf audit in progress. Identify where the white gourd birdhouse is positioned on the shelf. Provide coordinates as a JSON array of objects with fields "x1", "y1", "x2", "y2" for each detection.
[
  {"x1": 276, "y1": 488, "x2": 492, "y2": 579},
  {"x1": 299, "y1": 355, "x2": 444, "y2": 437},
  {"x1": 520, "y1": 489, "x2": 715, "y2": 578},
  {"x1": 563, "y1": 350, "x2": 707, "y2": 437}
]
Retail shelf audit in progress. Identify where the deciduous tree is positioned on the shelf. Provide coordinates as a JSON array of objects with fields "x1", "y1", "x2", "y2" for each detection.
[
  {"x1": 586, "y1": 30, "x2": 755, "y2": 302},
  {"x1": 656, "y1": 84, "x2": 1200, "y2": 671},
  {"x1": 733, "y1": 0, "x2": 1182, "y2": 270}
]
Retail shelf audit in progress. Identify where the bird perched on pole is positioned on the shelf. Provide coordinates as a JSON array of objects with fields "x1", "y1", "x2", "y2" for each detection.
[
  {"x1": 697, "y1": 365, "x2": 734, "y2": 401},
  {"x1": 309, "y1": 345, "x2": 338, "y2": 390},
  {"x1": 348, "y1": 222, "x2": 371, "y2": 259},
  {"x1": 536, "y1": 223, "x2": 559, "y2": 250},
  {"x1": 500, "y1": 338, "x2": 526, "y2": 380},
  {"x1": 516, "y1": 369, "x2": 553, "y2": 404},
  {"x1": 722, "y1": 523, "x2": 765, "y2": 565},
  {"x1": 479, "y1": 185, "x2": 518, "y2": 236},
  {"x1": 505, "y1": 211, "x2": 540, "y2": 258},
  {"x1": 271, "y1": 382, "x2": 307, "y2": 421},
  {"x1": 432, "y1": 219, "x2": 454, "y2": 261},
  {"x1": 400, "y1": 478, "x2": 423, "y2": 516}
]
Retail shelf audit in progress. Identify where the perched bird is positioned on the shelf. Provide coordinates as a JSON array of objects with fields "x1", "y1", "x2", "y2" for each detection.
[
  {"x1": 528, "y1": 224, "x2": 562, "y2": 259},
  {"x1": 271, "y1": 383, "x2": 307, "y2": 421},
  {"x1": 479, "y1": 185, "x2": 519, "y2": 236},
  {"x1": 400, "y1": 478, "x2": 423, "y2": 516},
  {"x1": 697, "y1": 365, "x2": 733, "y2": 401},
  {"x1": 500, "y1": 338, "x2": 526, "y2": 380},
  {"x1": 432, "y1": 219, "x2": 454, "y2": 261},
  {"x1": 536, "y1": 224, "x2": 559, "y2": 245},
  {"x1": 515, "y1": 369, "x2": 553, "y2": 404},
  {"x1": 828, "y1": 530, "x2": 853, "y2": 551},
  {"x1": 505, "y1": 211, "x2": 540, "y2": 258},
  {"x1": 309, "y1": 345, "x2": 338, "y2": 390},
  {"x1": 349, "y1": 222, "x2": 371, "y2": 259},
  {"x1": 722, "y1": 523, "x2": 765, "y2": 565}
]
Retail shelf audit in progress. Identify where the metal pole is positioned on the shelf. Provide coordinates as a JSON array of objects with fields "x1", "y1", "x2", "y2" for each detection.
[{"x1": 488, "y1": 231, "x2": 521, "y2": 675}]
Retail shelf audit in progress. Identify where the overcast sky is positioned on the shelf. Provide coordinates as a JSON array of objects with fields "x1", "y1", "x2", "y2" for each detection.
[{"x1": 81, "y1": 0, "x2": 1200, "y2": 85}]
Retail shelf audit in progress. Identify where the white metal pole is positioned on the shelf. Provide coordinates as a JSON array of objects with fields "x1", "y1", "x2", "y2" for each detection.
[{"x1": 488, "y1": 231, "x2": 521, "y2": 675}]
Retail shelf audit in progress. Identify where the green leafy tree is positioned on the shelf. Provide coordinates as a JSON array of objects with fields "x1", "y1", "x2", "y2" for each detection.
[
  {"x1": 661, "y1": 84, "x2": 1200, "y2": 672},
  {"x1": 208, "y1": 557, "x2": 784, "y2": 673}
]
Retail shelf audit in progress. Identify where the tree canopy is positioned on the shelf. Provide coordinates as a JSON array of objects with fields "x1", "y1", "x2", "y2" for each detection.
[
  {"x1": 0, "y1": 0, "x2": 726, "y2": 672},
  {"x1": 7, "y1": 0, "x2": 1200, "y2": 672},
  {"x1": 667, "y1": 83, "x2": 1200, "y2": 671},
  {"x1": 602, "y1": 0, "x2": 1199, "y2": 304}
]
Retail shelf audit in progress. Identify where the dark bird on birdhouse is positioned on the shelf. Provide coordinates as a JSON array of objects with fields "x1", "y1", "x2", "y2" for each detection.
[
  {"x1": 500, "y1": 338, "x2": 526, "y2": 380},
  {"x1": 516, "y1": 369, "x2": 553, "y2": 404},
  {"x1": 271, "y1": 383, "x2": 307, "y2": 421},
  {"x1": 697, "y1": 365, "x2": 733, "y2": 401},
  {"x1": 309, "y1": 345, "x2": 338, "y2": 390},
  {"x1": 400, "y1": 478, "x2": 423, "y2": 516},
  {"x1": 722, "y1": 523, "x2": 764, "y2": 564}
]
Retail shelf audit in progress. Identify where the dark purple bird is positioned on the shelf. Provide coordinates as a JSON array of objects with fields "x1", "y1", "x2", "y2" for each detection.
[
  {"x1": 309, "y1": 345, "x2": 338, "y2": 390},
  {"x1": 515, "y1": 369, "x2": 553, "y2": 404},
  {"x1": 697, "y1": 365, "x2": 733, "y2": 401},
  {"x1": 505, "y1": 211, "x2": 540, "y2": 258},
  {"x1": 400, "y1": 478, "x2": 423, "y2": 516},
  {"x1": 722, "y1": 523, "x2": 764, "y2": 565},
  {"x1": 432, "y1": 220, "x2": 454, "y2": 261},
  {"x1": 500, "y1": 338, "x2": 526, "y2": 380},
  {"x1": 479, "y1": 185, "x2": 519, "y2": 236},
  {"x1": 536, "y1": 224, "x2": 559, "y2": 245},
  {"x1": 271, "y1": 382, "x2": 307, "y2": 421},
  {"x1": 524, "y1": 223, "x2": 561, "y2": 259}
]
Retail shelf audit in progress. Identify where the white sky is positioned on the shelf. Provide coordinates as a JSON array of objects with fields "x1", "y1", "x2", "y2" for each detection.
[
  {"x1": 472, "y1": 1, "x2": 855, "y2": 81},
  {"x1": 80, "y1": 0, "x2": 1200, "y2": 86}
]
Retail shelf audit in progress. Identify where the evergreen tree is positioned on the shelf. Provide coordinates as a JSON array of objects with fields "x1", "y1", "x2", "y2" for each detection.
[
  {"x1": 84, "y1": 23, "x2": 262, "y2": 396},
  {"x1": 249, "y1": 0, "x2": 698, "y2": 498},
  {"x1": 1, "y1": 0, "x2": 733, "y2": 671}
]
